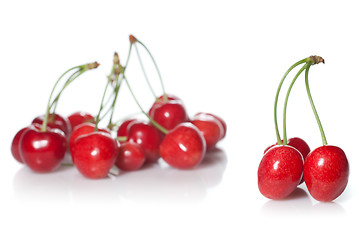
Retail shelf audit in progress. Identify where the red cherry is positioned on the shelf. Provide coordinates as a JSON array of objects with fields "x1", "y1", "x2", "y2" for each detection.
[
  {"x1": 115, "y1": 142, "x2": 145, "y2": 171},
  {"x1": 116, "y1": 119, "x2": 137, "y2": 142},
  {"x1": 149, "y1": 100, "x2": 188, "y2": 130},
  {"x1": 11, "y1": 127, "x2": 29, "y2": 163},
  {"x1": 71, "y1": 132, "x2": 119, "y2": 179},
  {"x1": 32, "y1": 113, "x2": 71, "y2": 136},
  {"x1": 258, "y1": 145, "x2": 303, "y2": 200},
  {"x1": 127, "y1": 121, "x2": 163, "y2": 163},
  {"x1": 19, "y1": 125, "x2": 67, "y2": 173},
  {"x1": 195, "y1": 112, "x2": 226, "y2": 140},
  {"x1": 148, "y1": 94, "x2": 183, "y2": 117},
  {"x1": 68, "y1": 122, "x2": 110, "y2": 154},
  {"x1": 160, "y1": 123, "x2": 206, "y2": 169},
  {"x1": 304, "y1": 145, "x2": 349, "y2": 202},
  {"x1": 191, "y1": 113, "x2": 224, "y2": 150},
  {"x1": 67, "y1": 111, "x2": 94, "y2": 131}
]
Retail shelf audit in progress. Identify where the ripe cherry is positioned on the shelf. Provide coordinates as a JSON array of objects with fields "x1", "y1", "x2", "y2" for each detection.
[
  {"x1": 148, "y1": 94, "x2": 183, "y2": 117},
  {"x1": 191, "y1": 113, "x2": 224, "y2": 150},
  {"x1": 116, "y1": 119, "x2": 137, "y2": 142},
  {"x1": 258, "y1": 145, "x2": 303, "y2": 200},
  {"x1": 149, "y1": 99, "x2": 188, "y2": 130},
  {"x1": 304, "y1": 145, "x2": 349, "y2": 202},
  {"x1": 69, "y1": 122, "x2": 110, "y2": 154},
  {"x1": 71, "y1": 132, "x2": 118, "y2": 179},
  {"x1": 160, "y1": 123, "x2": 206, "y2": 169},
  {"x1": 19, "y1": 125, "x2": 67, "y2": 173},
  {"x1": 67, "y1": 111, "x2": 94, "y2": 131},
  {"x1": 32, "y1": 113, "x2": 71, "y2": 136},
  {"x1": 11, "y1": 127, "x2": 29, "y2": 163},
  {"x1": 115, "y1": 142, "x2": 145, "y2": 171},
  {"x1": 127, "y1": 121, "x2": 163, "y2": 163},
  {"x1": 195, "y1": 112, "x2": 226, "y2": 140}
]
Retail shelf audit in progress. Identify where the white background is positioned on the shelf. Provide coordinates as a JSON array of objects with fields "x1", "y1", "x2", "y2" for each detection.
[{"x1": 1, "y1": 0, "x2": 358, "y2": 239}]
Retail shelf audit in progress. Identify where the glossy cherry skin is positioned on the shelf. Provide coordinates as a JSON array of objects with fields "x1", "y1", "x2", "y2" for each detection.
[
  {"x1": 116, "y1": 119, "x2": 137, "y2": 142},
  {"x1": 160, "y1": 123, "x2": 206, "y2": 169},
  {"x1": 115, "y1": 142, "x2": 146, "y2": 171},
  {"x1": 32, "y1": 113, "x2": 71, "y2": 136},
  {"x1": 127, "y1": 121, "x2": 163, "y2": 163},
  {"x1": 71, "y1": 132, "x2": 119, "y2": 179},
  {"x1": 304, "y1": 145, "x2": 349, "y2": 202},
  {"x1": 69, "y1": 123, "x2": 110, "y2": 154},
  {"x1": 67, "y1": 111, "x2": 94, "y2": 131},
  {"x1": 258, "y1": 145, "x2": 303, "y2": 200},
  {"x1": 148, "y1": 94, "x2": 183, "y2": 117},
  {"x1": 195, "y1": 112, "x2": 226, "y2": 140},
  {"x1": 191, "y1": 113, "x2": 224, "y2": 150},
  {"x1": 11, "y1": 127, "x2": 29, "y2": 163},
  {"x1": 19, "y1": 125, "x2": 67, "y2": 173},
  {"x1": 149, "y1": 100, "x2": 189, "y2": 131}
]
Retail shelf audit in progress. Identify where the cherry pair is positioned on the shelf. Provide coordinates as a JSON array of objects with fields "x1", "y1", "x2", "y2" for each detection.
[{"x1": 258, "y1": 56, "x2": 349, "y2": 202}]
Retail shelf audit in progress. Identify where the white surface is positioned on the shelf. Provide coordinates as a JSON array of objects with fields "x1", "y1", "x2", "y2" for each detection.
[{"x1": 1, "y1": 1, "x2": 358, "y2": 239}]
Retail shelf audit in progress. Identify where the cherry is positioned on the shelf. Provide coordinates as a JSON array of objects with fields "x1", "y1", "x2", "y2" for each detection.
[
  {"x1": 116, "y1": 119, "x2": 137, "y2": 142},
  {"x1": 69, "y1": 122, "x2": 110, "y2": 154},
  {"x1": 264, "y1": 138, "x2": 310, "y2": 158},
  {"x1": 127, "y1": 121, "x2": 163, "y2": 163},
  {"x1": 160, "y1": 122, "x2": 206, "y2": 169},
  {"x1": 32, "y1": 113, "x2": 71, "y2": 136},
  {"x1": 67, "y1": 111, "x2": 94, "y2": 131},
  {"x1": 258, "y1": 145, "x2": 303, "y2": 200},
  {"x1": 304, "y1": 146, "x2": 349, "y2": 202},
  {"x1": 71, "y1": 132, "x2": 118, "y2": 179},
  {"x1": 19, "y1": 125, "x2": 67, "y2": 173},
  {"x1": 148, "y1": 94, "x2": 183, "y2": 117},
  {"x1": 195, "y1": 112, "x2": 226, "y2": 140},
  {"x1": 191, "y1": 113, "x2": 224, "y2": 150},
  {"x1": 115, "y1": 142, "x2": 145, "y2": 171},
  {"x1": 149, "y1": 99, "x2": 189, "y2": 130},
  {"x1": 11, "y1": 127, "x2": 29, "y2": 163}
]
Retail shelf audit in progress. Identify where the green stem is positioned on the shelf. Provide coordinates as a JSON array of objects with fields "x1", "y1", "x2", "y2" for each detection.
[
  {"x1": 274, "y1": 58, "x2": 307, "y2": 144},
  {"x1": 41, "y1": 65, "x2": 81, "y2": 132},
  {"x1": 95, "y1": 78, "x2": 112, "y2": 132},
  {"x1": 136, "y1": 39, "x2": 167, "y2": 101},
  {"x1": 282, "y1": 64, "x2": 307, "y2": 145},
  {"x1": 122, "y1": 72, "x2": 168, "y2": 135},
  {"x1": 305, "y1": 64, "x2": 328, "y2": 145},
  {"x1": 134, "y1": 43, "x2": 157, "y2": 99}
]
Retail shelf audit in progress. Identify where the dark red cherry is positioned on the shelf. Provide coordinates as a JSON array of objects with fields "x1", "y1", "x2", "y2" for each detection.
[
  {"x1": 304, "y1": 145, "x2": 349, "y2": 202},
  {"x1": 127, "y1": 121, "x2": 163, "y2": 163},
  {"x1": 71, "y1": 132, "x2": 119, "y2": 179},
  {"x1": 258, "y1": 145, "x2": 303, "y2": 200},
  {"x1": 115, "y1": 142, "x2": 145, "y2": 171},
  {"x1": 67, "y1": 111, "x2": 94, "y2": 131},
  {"x1": 11, "y1": 127, "x2": 29, "y2": 163},
  {"x1": 19, "y1": 125, "x2": 67, "y2": 173},
  {"x1": 149, "y1": 100, "x2": 188, "y2": 130},
  {"x1": 160, "y1": 123, "x2": 206, "y2": 169},
  {"x1": 32, "y1": 113, "x2": 71, "y2": 136},
  {"x1": 148, "y1": 94, "x2": 183, "y2": 117}
]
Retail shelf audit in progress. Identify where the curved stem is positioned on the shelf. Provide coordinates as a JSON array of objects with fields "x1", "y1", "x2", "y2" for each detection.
[
  {"x1": 134, "y1": 43, "x2": 157, "y2": 99},
  {"x1": 136, "y1": 40, "x2": 167, "y2": 101},
  {"x1": 282, "y1": 64, "x2": 307, "y2": 145},
  {"x1": 122, "y1": 73, "x2": 168, "y2": 135},
  {"x1": 305, "y1": 64, "x2": 328, "y2": 145},
  {"x1": 95, "y1": 79, "x2": 112, "y2": 132},
  {"x1": 41, "y1": 65, "x2": 81, "y2": 132},
  {"x1": 274, "y1": 58, "x2": 307, "y2": 144}
]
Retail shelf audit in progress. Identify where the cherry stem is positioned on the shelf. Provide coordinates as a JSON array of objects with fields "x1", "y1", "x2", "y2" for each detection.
[
  {"x1": 41, "y1": 65, "x2": 82, "y2": 132},
  {"x1": 274, "y1": 58, "x2": 307, "y2": 144},
  {"x1": 282, "y1": 64, "x2": 307, "y2": 145},
  {"x1": 94, "y1": 78, "x2": 111, "y2": 132},
  {"x1": 305, "y1": 63, "x2": 328, "y2": 145},
  {"x1": 134, "y1": 43, "x2": 157, "y2": 99},
  {"x1": 121, "y1": 70, "x2": 169, "y2": 135},
  {"x1": 135, "y1": 39, "x2": 167, "y2": 102}
]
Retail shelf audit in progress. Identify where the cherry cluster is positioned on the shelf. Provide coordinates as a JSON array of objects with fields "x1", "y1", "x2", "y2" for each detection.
[
  {"x1": 258, "y1": 56, "x2": 349, "y2": 202},
  {"x1": 11, "y1": 35, "x2": 226, "y2": 179}
]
